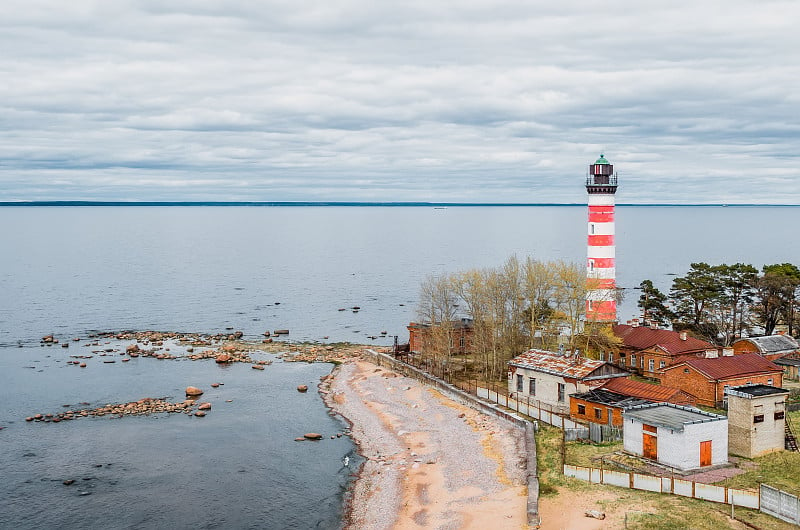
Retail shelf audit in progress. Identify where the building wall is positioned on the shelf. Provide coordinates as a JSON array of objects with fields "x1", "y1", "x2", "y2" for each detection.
[
  {"x1": 569, "y1": 396, "x2": 623, "y2": 426},
  {"x1": 509, "y1": 367, "x2": 577, "y2": 415},
  {"x1": 660, "y1": 366, "x2": 783, "y2": 407},
  {"x1": 728, "y1": 394, "x2": 786, "y2": 458},
  {"x1": 624, "y1": 416, "x2": 728, "y2": 471}
]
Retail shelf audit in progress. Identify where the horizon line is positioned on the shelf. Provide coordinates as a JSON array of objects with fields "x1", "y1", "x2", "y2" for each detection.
[{"x1": 1, "y1": 201, "x2": 798, "y2": 207}]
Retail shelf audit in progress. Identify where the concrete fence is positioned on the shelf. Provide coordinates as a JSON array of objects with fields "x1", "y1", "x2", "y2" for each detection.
[
  {"x1": 761, "y1": 484, "x2": 800, "y2": 525},
  {"x1": 563, "y1": 464, "x2": 761, "y2": 510}
]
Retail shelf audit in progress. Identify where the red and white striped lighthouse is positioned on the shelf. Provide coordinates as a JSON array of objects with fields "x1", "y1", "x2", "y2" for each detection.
[{"x1": 585, "y1": 154, "x2": 618, "y2": 323}]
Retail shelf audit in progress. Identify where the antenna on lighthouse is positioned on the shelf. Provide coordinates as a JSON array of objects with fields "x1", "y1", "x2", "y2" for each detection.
[{"x1": 585, "y1": 154, "x2": 618, "y2": 324}]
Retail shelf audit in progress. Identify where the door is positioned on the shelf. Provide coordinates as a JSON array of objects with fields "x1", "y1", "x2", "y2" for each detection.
[
  {"x1": 643, "y1": 433, "x2": 657, "y2": 460},
  {"x1": 700, "y1": 440, "x2": 712, "y2": 467}
]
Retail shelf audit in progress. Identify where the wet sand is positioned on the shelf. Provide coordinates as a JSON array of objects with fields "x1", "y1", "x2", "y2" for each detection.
[{"x1": 325, "y1": 360, "x2": 528, "y2": 530}]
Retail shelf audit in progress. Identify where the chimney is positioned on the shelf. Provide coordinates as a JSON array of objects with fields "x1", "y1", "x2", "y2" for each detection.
[
  {"x1": 649, "y1": 322, "x2": 659, "y2": 330},
  {"x1": 679, "y1": 331, "x2": 688, "y2": 341}
]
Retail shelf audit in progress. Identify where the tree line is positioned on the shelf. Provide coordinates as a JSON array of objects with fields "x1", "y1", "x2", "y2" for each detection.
[
  {"x1": 638, "y1": 262, "x2": 800, "y2": 346},
  {"x1": 416, "y1": 255, "x2": 617, "y2": 381}
]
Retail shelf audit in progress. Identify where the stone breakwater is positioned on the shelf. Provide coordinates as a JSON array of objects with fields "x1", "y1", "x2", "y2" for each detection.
[{"x1": 24, "y1": 397, "x2": 214, "y2": 423}]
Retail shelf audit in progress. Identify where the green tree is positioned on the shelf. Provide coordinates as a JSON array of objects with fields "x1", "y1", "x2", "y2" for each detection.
[
  {"x1": 636, "y1": 279, "x2": 672, "y2": 326},
  {"x1": 754, "y1": 263, "x2": 800, "y2": 336}
]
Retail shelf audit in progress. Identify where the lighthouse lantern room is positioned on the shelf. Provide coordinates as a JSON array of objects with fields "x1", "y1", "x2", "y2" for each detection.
[{"x1": 586, "y1": 154, "x2": 618, "y2": 323}]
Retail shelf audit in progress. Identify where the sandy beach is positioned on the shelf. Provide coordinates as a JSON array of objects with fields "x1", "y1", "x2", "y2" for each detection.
[{"x1": 325, "y1": 359, "x2": 529, "y2": 530}]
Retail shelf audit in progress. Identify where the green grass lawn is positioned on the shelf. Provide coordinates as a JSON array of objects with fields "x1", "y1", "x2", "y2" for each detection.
[{"x1": 535, "y1": 423, "x2": 797, "y2": 529}]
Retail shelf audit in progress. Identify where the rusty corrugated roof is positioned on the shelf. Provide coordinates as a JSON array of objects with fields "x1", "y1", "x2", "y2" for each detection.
[
  {"x1": 613, "y1": 324, "x2": 714, "y2": 356},
  {"x1": 601, "y1": 377, "x2": 695, "y2": 404},
  {"x1": 664, "y1": 353, "x2": 782, "y2": 380},
  {"x1": 508, "y1": 349, "x2": 626, "y2": 380}
]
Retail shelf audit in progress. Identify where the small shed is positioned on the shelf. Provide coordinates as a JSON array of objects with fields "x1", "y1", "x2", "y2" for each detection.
[
  {"x1": 623, "y1": 403, "x2": 728, "y2": 471},
  {"x1": 726, "y1": 384, "x2": 789, "y2": 458},
  {"x1": 774, "y1": 356, "x2": 800, "y2": 382}
]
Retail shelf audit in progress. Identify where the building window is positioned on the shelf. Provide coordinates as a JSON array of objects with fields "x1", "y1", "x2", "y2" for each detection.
[
  {"x1": 659, "y1": 360, "x2": 666, "y2": 369},
  {"x1": 460, "y1": 336, "x2": 466, "y2": 349},
  {"x1": 599, "y1": 351, "x2": 604, "y2": 361},
  {"x1": 640, "y1": 357, "x2": 644, "y2": 368},
  {"x1": 684, "y1": 368, "x2": 690, "y2": 374},
  {"x1": 648, "y1": 359, "x2": 654, "y2": 372},
  {"x1": 767, "y1": 378, "x2": 774, "y2": 386},
  {"x1": 630, "y1": 354, "x2": 636, "y2": 367},
  {"x1": 529, "y1": 377, "x2": 536, "y2": 396},
  {"x1": 577, "y1": 404, "x2": 586, "y2": 415},
  {"x1": 558, "y1": 383, "x2": 566, "y2": 403},
  {"x1": 594, "y1": 408, "x2": 602, "y2": 420},
  {"x1": 608, "y1": 352, "x2": 613, "y2": 363},
  {"x1": 754, "y1": 415, "x2": 765, "y2": 423},
  {"x1": 516, "y1": 374, "x2": 524, "y2": 392},
  {"x1": 775, "y1": 411, "x2": 785, "y2": 420}
]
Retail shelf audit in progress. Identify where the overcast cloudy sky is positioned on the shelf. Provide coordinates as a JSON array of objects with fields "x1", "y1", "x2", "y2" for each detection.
[{"x1": 1, "y1": 1, "x2": 798, "y2": 203}]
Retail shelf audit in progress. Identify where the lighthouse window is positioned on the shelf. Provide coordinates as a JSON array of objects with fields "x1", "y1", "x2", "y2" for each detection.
[
  {"x1": 589, "y1": 260, "x2": 594, "y2": 271},
  {"x1": 590, "y1": 224, "x2": 595, "y2": 234}
]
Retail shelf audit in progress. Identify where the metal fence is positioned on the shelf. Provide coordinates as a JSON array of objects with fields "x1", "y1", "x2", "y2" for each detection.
[
  {"x1": 564, "y1": 464, "x2": 760, "y2": 509},
  {"x1": 761, "y1": 484, "x2": 800, "y2": 525}
]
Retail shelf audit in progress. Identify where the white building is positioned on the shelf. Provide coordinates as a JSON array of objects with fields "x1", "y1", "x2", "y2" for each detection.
[
  {"x1": 507, "y1": 349, "x2": 628, "y2": 415},
  {"x1": 623, "y1": 403, "x2": 728, "y2": 471}
]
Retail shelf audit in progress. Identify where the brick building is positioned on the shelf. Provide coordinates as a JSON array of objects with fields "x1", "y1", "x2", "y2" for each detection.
[
  {"x1": 660, "y1": 353, "x2": 783, "y2": 407},
  {"x1": 609, "y1": 324, "x2": 717, "y2": 380},
  {"x1": 407, "y1": 318, "x2": 474, "y2": 355},
  {"x1": 570, "y1": 377, "x2": 697, "y2": 427},
  {"x1": 732, "y1": 335, "x2": 800, "y2": 361},
  {"x1": 570, "y1": 388, "x2": 649, "y2": 427}
]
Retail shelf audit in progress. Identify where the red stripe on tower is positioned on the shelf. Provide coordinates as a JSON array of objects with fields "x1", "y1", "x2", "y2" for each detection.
[{"x1": 585, "y1": 154, "x2": 618, "y2": 324}]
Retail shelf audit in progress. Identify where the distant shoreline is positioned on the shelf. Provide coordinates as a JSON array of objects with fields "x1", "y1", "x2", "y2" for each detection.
[{"x1": 1, "y1": 201, "x2": 797, "y2": 207}]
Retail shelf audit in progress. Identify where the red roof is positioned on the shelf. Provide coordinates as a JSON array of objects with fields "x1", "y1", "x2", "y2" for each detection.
[
  {"x1": 601, "y1": 377, "x2": 695, "y2": 405},
  {"x1": 663, "y1": 353, "x2": 782, "y2": 380},
  {"x1": 613, "y1": 324, "x2": 714, "y2": 356}
]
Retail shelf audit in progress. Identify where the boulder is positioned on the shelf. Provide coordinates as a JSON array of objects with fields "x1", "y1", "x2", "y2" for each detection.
[
  {"x1": 126, "y1": 344, "x2": 140, "y2": 354},
  {"x1": 215, "y1": 354, "x2": 232, "y2": 363},
  {"x1": 303, "y1": 433, "x2": 323, "y2": 440},
  {"x1": 198, "y1": 402, "x2": 212, "y2": 410},
  {"x1": 211, "y1": 383, "x2": 220, "y2": 388},
  {"x1": 297, "y1": 385, "x2": 309, "y2": 393},
  {"x1": 194, "y1": 411, "x2": 206, "y2": 417},
  {"x1": 274, "y1": 329, "x2": 289, "y2": 335},
  {"x1": 185, "y1": 386, "x2": 204, "y2": 396},
  {"x1": 251, "y1": 365, "x2": 265, "y2": 370}
]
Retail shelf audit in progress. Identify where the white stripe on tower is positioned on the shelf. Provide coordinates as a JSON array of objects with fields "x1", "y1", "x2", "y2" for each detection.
[{"x1": 585, "y1": 155, "x2": 618, "y2": 323}]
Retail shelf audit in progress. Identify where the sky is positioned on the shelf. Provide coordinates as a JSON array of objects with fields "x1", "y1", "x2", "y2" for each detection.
[{"x1": 1, "y1": 1, "x2": 798, "y2": 203}]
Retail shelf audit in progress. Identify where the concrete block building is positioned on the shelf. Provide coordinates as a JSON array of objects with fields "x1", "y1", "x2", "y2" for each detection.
[
  {"x1": 623, "y1": 403, "x2": 728, "y2": 471},
  {"x1": 726, "y1": 384, "x2": 790, "y2": 458}
]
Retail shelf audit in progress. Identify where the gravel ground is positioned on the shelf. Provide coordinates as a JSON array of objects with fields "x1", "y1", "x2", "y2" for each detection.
[{"x1": 325, "y1": 360, "x2": 527, "y2": 529}]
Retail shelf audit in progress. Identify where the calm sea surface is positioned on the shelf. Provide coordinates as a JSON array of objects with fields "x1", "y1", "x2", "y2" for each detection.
[{"x1": 0, "y1": 205, "x2": 798, "y2": 528}]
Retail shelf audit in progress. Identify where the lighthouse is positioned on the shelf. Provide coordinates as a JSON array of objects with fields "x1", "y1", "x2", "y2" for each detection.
[{"x1": 585, "y1": 154, "x2": 618, "y2": 323}]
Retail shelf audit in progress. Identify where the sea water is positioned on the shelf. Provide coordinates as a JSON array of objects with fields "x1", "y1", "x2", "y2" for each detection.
[{"x1": 0, "y1": 204, "x2": 798, "y2": 528}]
